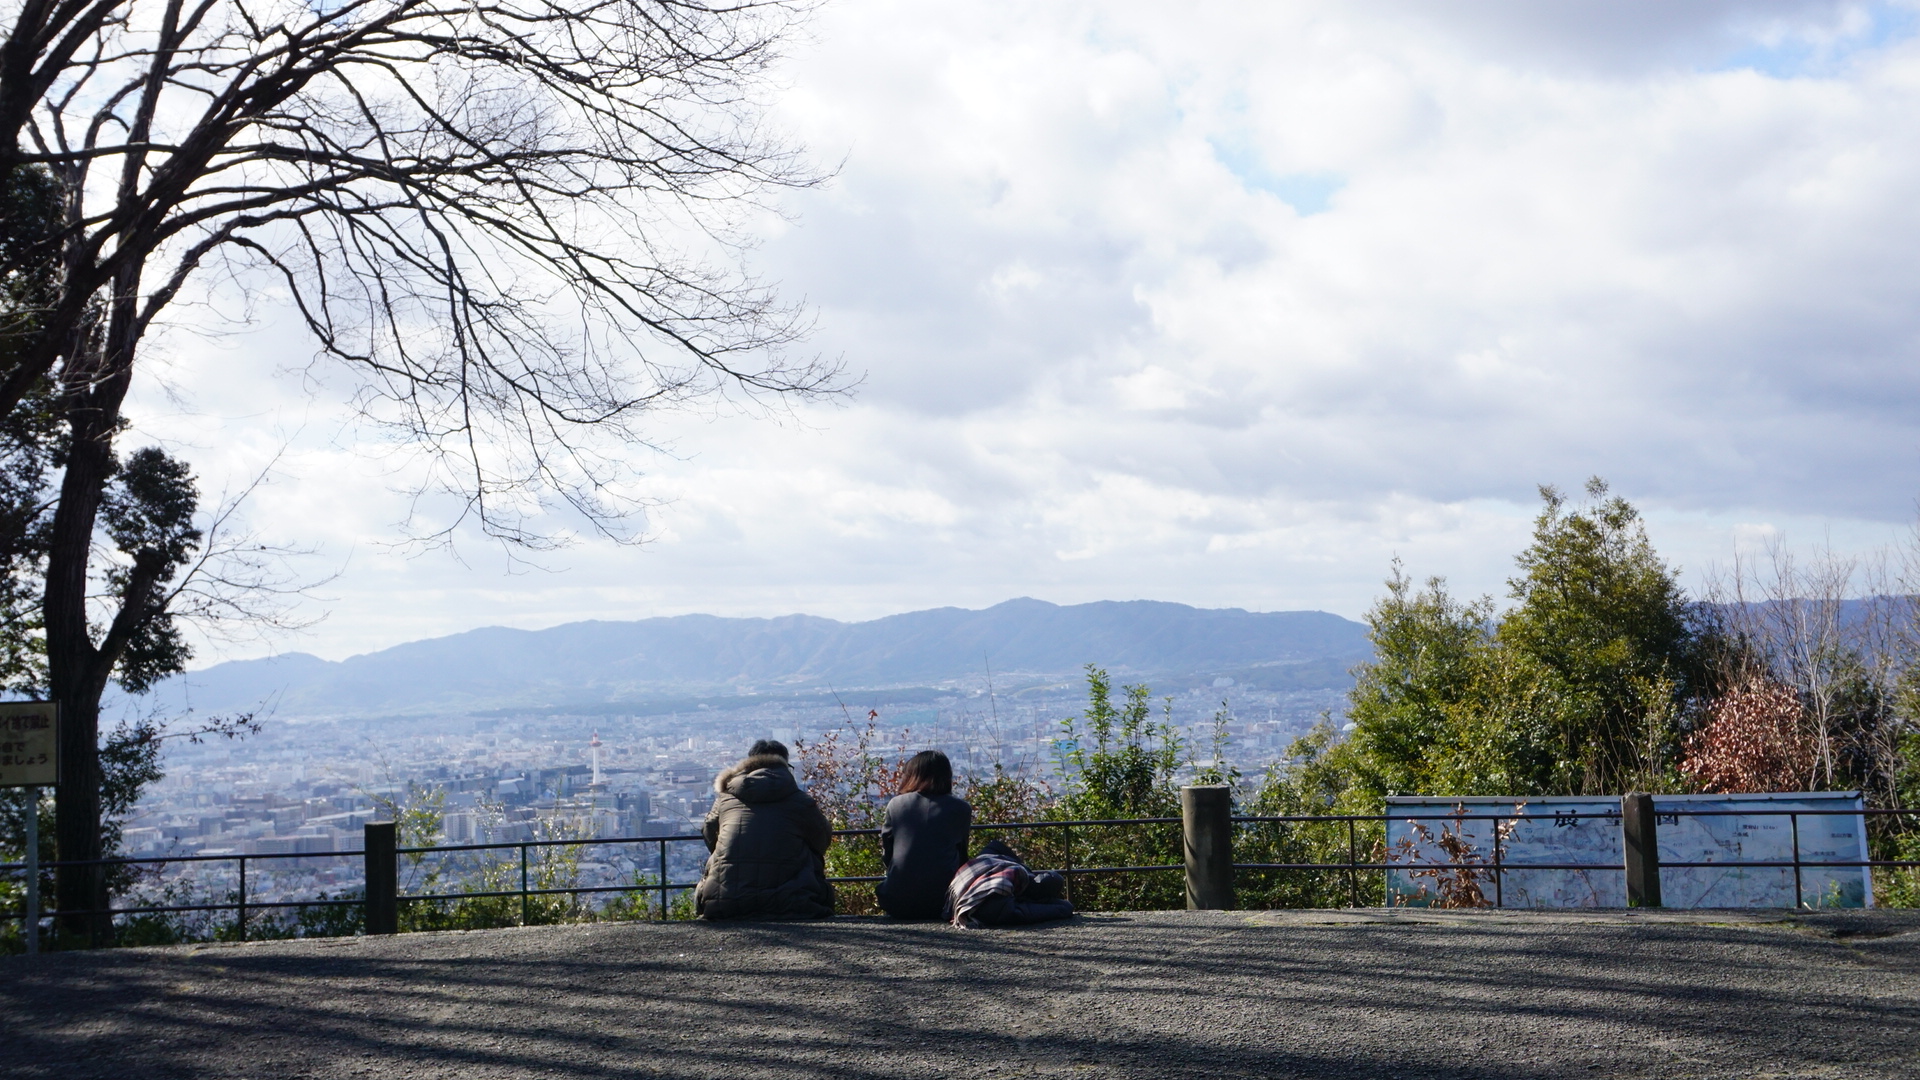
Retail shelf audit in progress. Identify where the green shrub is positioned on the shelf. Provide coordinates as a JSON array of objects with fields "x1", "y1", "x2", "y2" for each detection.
[
  {"x1": 1234, "y1": 722, "x2": 1384, "y2": 909},
  {"x1": 1047, "y1": 666, "x2": 1185, "y2": 911}
]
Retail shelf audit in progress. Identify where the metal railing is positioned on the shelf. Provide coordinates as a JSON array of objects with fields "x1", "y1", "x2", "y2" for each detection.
[
  {"x1": 0, "y1": 815, "x2": 1189, "y2": 943},
  {"x1": 0, "y1": 846, "x2": 367, "y2": 943},
  {"x1": 390, "y1": 816, "x2": 1186, "y2": 921},
  {"x1": 1231, "y1": 805, "x2": 1920, "y2": 909},
  {"x1": 5, "y1": 800, "x2": 1918, "y2": 948}
]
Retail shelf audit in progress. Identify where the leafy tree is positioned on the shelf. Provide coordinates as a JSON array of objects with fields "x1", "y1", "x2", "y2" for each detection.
[
  {"x1": 2, "y1": 410, "x2": 220, "y2": 939},
  {"x1": 1334, "y1": 480, "x2": 1704, "y2": 807},
  {"x1": 1895, "y1": 675, "x2": 1920, "y2": 812},
  {"x1": 1340, "y1": 563, "x2": 1498, "y2": 799},
  {"x1": 0, "y1": 164, "x2": 62, "y2": 692},
  {"x1": 1233, "y1": 482, "x2": 1708, "y2": 909},
  {"x1": 1416, "y1": 648, "x2": 1568, "y2": 797},
  {"x1": 0, "y1": 163, "x2": 61, "y2": 376},
  {"x1": 2, "y1": 166, "x2": 228, "y2": 937},
  {"x1": 1497, "y1": 478, "x2": 1701, "y2": 794}
]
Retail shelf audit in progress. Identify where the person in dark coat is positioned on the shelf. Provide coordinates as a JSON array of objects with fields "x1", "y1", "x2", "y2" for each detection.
[
  {"x1": 875, "y1": 750, "x2": 972, "y2": 919},
  {"x1": 696, "y1": 740, "x2": 835, "y2": 919}
]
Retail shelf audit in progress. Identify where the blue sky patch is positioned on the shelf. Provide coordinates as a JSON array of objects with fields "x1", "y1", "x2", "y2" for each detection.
[
  {"x1": 1210, "y1": 138, "x2": 1345, "y2": 215},
  {"x1": 1264, "y1": 173, "x2": 1347, "y2": 216},
  {"x1": 1718, "y1": 3, "x2": 1918, "y2": 78}
]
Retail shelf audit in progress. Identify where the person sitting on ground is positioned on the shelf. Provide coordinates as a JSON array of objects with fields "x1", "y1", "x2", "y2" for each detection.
[
  {"x1": 695, "y1": 739, "x2": 835, "y2": 920},
  {"x1": 875, "y1": 750, "x2": 972, "y2": 920},
  {"x1": 945, "y1": 838, "x2": 1073, "y2": 928}
]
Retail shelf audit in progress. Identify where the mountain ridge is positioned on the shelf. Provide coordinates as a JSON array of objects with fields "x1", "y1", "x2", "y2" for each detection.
[{"x1": 136, "y1": 597, "x2": 1371, "y2": 719}]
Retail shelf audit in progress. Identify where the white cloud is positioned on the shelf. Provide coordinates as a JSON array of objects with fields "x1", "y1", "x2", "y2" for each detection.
[{"x1": 113, "y1": 0, "x2": 1920, "y2": 663}]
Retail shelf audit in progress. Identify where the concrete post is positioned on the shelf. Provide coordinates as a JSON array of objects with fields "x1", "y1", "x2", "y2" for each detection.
[
  {"x1": 1621, "y1": 793, "x2": 1661, "y2": 909},
  {"x1": 364, "y1": 822, "x2": 398, "y2": 934},
  {"x1": 1182, "y1": 785, "x2": 1235, "y2": 910}
]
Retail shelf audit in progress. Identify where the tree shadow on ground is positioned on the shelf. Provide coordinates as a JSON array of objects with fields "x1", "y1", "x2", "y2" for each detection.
[{"x1": 1, "y1": 914, "x2": 1914, "y2": 1080}]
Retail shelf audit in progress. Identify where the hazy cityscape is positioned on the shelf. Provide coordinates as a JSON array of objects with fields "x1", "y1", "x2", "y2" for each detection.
[{"x1": 115, "y1": 678, "x2": 1350, "y2": 910}]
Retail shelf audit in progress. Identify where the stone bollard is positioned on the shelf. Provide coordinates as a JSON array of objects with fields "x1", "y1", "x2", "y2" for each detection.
[
  {"x1": 1181, "y1": 785, "x2": 1235, "y2": 910},
  {"x1": 1621, "y1": 793, "x2": 1662, "y2": 908},
  {"x1": 364, "y1": 821, "x2": 399, "y2": 934}
]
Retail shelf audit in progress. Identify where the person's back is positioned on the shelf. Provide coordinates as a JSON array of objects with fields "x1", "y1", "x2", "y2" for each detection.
[
  {"x1": 875, "y1": 750, "x2": 970, "y2": 919},
  {"x1": 697, "y1": 741, "x2": 834, "y2": 920},
  {"x1": 877, "y1": 788, "x2": 971, "y2": 919}
]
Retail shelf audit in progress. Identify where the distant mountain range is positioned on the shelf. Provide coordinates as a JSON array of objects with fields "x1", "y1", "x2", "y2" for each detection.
[{"x1": 134, "y1": 598, "x2": 1372, "y2": 719}]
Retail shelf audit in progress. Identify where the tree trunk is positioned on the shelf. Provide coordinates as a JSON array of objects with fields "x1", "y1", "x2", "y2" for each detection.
[{"x1": 46, "y1": 276, "x2": 136, "y2": 945}]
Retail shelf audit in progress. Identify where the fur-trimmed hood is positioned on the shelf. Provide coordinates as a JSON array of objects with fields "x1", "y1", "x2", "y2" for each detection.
[
  {"x1": 696, "y1": 752, "x2": 834, "y2": 919},
  {"x1": 714, "y1": 753, "x2": 798, "y2": 802}
]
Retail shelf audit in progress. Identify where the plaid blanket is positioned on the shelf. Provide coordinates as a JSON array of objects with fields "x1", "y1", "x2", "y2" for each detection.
[{"x1": 945, "y1": 852, "x2": 1032, "y2": 928}]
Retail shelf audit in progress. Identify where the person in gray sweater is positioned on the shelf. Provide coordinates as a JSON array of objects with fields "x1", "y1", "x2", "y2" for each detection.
[{"x1": 876, "y1": 750, "x2": 973, "y2": 919}]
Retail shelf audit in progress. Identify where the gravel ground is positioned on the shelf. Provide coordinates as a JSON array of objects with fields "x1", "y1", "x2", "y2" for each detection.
[{"x1": 2, "y1": 907, "x2": 1917, "y2": 1080}]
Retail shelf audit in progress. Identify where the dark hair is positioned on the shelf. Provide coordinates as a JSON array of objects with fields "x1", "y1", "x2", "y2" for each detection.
[
  {"x1": 749, "y1": 739, "x2": 789, "y2": 760},
  {"x1": 898, "y1": 750, "x2": 953, "y2": 797}
]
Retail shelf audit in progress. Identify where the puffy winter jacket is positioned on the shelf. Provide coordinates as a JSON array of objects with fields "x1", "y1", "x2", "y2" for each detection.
[{"x1": 696, "y1": 754, "x2": 835, "y2": 919}]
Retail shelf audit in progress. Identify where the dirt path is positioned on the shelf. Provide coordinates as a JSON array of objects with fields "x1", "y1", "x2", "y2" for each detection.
[{"x1": 3, "y1": 908, "x2": 1916, "y2": 1079}]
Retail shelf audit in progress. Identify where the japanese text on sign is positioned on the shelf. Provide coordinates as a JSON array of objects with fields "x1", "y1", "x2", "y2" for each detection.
[{"x1": 0, "y1": 701, "x2": 57, "y2": 787}]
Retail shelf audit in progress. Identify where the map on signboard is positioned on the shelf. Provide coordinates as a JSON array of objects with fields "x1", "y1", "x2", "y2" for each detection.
[
  {"x1": 1384, "y1": 792, "x2": 1870, "y2": 909},
  {"x1": 0, "y1": 700, "x2": 58, "y2": 787}
]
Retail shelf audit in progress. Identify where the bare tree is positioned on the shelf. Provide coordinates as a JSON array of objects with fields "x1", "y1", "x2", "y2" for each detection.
[
  {"x1": 1705, "y1": 537, "x2": 1904, "y2": 797},
  {"x1": 2, "y1": 0, "x2": 839, "y2": 939}
]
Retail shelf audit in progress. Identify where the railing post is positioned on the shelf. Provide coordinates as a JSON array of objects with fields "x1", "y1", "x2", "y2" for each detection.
[
  {"x1": 1791, "y1": 813, "x2": 1804, "y2": 909},
  {"x1": 364, "y1": 822, "x2": 398, "y2": 934},
  {"x1": 1063, "y1": 825, "x2": 1074, "y2": 906},
  {"x1": 1493, "y1": 819, "x2": 1504, "y2": 909},
  {"x1": 1345, "y1": 817, "x2": 1359, "y2": 908},
  {"x1": 1182, "y1": 785, "x2": 1235, "y2": 911},
  {"x1": 1621, "y1": 793, "x2": 1661, "y2": 909},
  {"x1": 23, "y1": 784, "x2": 38, "y2": 955},
  {"x1": 237, "y1": 856, "x2": 248, "y2": 941}
]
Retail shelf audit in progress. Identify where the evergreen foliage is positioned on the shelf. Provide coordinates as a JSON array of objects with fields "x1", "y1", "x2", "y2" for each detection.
[
  {"x1": 1498, "y1": 479, "x2": 1702, "y2": 793},
  {"x1": 1339, "y1": 479, "x2": 1703, "y2": 803}
]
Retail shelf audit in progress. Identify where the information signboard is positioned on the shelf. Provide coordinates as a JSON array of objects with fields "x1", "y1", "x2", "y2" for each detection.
[
  {"x1": 0, "y1": 701, "x2": 58, "y2": 787},
  {"x1": 1385, "y1": 791, "x2": 1871, "y2": 909}
]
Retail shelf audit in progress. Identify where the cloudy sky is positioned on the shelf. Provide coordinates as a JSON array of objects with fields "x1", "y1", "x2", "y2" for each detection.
[{"x1": 126, "y1": 0, "x2": 1920, "y2": 663}]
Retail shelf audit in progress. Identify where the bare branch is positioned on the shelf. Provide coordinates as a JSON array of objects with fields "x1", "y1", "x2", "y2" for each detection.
[{"x1": 5, "y1": 0, "x2": 841, "y2": 546}]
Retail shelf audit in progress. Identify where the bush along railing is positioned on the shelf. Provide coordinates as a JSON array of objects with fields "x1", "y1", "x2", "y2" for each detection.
[{"x1": 9, "y1": 790, "x2": 1920, "y2": 948}]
